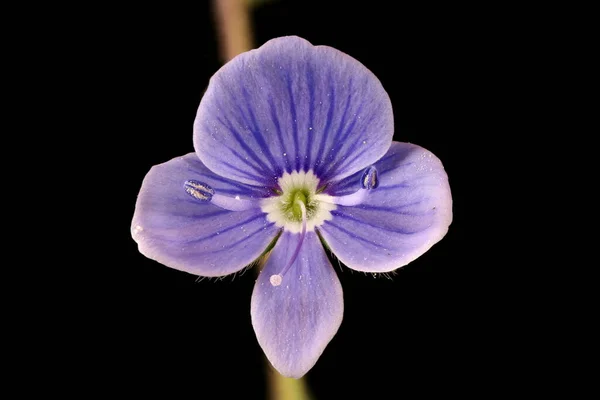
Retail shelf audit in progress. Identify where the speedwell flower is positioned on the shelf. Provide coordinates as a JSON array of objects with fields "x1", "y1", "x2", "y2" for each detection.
[{"x1": 131, "y1": 36, "x2": 452, "y2": 378}]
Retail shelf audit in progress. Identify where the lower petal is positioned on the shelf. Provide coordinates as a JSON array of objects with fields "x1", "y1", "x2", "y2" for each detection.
[
  {"x1": 131, "y1": 153, "x2": 279, "y2": 276},
  {"x1": 319, "y1": 141, "x2": 452, "y2": 272},
  {"x1": 251, "y1": 231, "x2": 343, "y2": 378}
]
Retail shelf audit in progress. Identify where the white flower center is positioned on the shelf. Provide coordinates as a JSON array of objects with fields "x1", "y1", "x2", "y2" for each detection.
[{"x1": 260, "y1": 170, "x2": 336, "y2": 233}]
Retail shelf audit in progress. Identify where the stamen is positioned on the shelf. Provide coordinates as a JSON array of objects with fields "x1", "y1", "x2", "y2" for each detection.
[
  {"x1": 314, "y1": 166, "x2": 379, "y2": 207},
  {"x1": 184, "y1": 180, "x2": 261, "y2": 211},
  {"x1": 270, "y1": 200, "x2": 307, "y2": 286},
  {"x1": 361, "y1": 166, "x2": 379, "y2": 189}
]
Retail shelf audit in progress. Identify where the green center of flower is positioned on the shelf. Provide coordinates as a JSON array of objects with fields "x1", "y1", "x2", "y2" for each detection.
[
  {"x1": 281, "y1": 189, "x2": 317, "y2": 222},
  {"x1": 260, "y1": 170, "x2": 337, "y2": 233}
]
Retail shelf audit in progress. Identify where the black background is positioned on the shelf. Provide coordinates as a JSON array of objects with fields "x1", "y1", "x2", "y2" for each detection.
[{"x1": 97, "y1": 1, "x2": 499, "y2": 398}]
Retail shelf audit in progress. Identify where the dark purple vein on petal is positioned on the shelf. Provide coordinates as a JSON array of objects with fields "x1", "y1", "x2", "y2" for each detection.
[
  {"x1": 201, "y1": 118, "x2": 266, "y2": 176},
  {"x1": 168, "y1": 208, "x2": 231, "y2": 219},
  {"x1": 184, "y1": 213, "x2": 266, "y2": 244},
  {"x1": 267, "y1": 96, "x2": 291, "y2": 173},
  {"x1": 241, "y1": 87, "x2": 281, "y2": 176},
  {"x1": 203, "y1": 223, "x2": 277, "y2": 254},
  {"x1": 353, "y1": 200, "x2": 427, "y2": 212},
  {"x1": 376, "y1": 181, "x2": 438, "y2": 192},
  {"x1": 322, "y1": 220, "x2": 386, "y2": 247},
  {"x1": 303, "y1": 64, "x2": 316, "y2": 171},
  {"x1": 283, "y1": 72, "x2": 300, "y2": 171},
  {"x1": 221, "y1": 160, "x2": 270, "y2": 183},
  {"x1": 321, "y1": 103, "x2": 380, "y2": 181},
  {"x1": 314, "y1": 76, "x2": 337, "y2": 174},
  {"x1": 212, "y1": 89, "x2": 274, "y2": 176},
  {"x1": 215, "y1": 114, "x2": 273, "y2": 176},
  {"x1": 330, "y1": 211, "x2": 429, "y2": 234},
  {"x1": 202, "y1": 173, "x2": 270, "y2": 193},
  {"x1": 204, "y1": 123, "x2": 269, "y2": 178},
  {"x1": 316, "y1": 79, "x2": 353, "y2": 177}
]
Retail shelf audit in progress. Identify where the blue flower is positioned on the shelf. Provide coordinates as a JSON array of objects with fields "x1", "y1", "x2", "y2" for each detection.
[{"x1": 131, "y1": 36, "x2": 452, "y2": 378}]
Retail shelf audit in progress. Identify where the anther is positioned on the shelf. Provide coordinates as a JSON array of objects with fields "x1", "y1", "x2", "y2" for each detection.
[
  {"x1": 184, "y1": 180, "x2": 261, "y2": 211},
  {"x1": 361, "y1": 166, "x2": 379, "y2": 189},
  {"x1": 184, "y1": 180, "x2": 214, "y2": 201}
]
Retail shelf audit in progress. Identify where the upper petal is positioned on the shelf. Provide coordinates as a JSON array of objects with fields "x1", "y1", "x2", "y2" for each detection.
[
  {"x1": 194, "y1": 36, "x2": 393, "y2": 186},
  {"x1": 318, "y1": 142, "x2": 452, "y2": 272},
  {"x1": 131, "y1": 153, "x2": 279, "y2": 276},
  {"x1": 251, "y1": 231, "x2": 343, "y2": 378}
]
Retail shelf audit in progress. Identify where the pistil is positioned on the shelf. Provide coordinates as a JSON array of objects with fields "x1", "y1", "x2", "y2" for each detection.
[{"x1": 269, "y1": 199, "x2": 307, "y2": 287}]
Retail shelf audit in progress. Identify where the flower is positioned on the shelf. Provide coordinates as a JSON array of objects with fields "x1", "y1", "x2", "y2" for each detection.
[{"x1": 131, "y1": 36, "x2": 452, "y2": 378}]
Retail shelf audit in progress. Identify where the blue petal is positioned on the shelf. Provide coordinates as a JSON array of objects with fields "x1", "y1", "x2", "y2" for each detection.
[
  {"x1": 194, "y1": 36, "x2": 393, "y2": 186},
  {"x1": 251, "y1": 231, "x2": 343, "y2": 378},
  {"x1": 131, "y1": 153, "x2": 279, "y2": 276},
  {"x1": 318, "y1": 142, "x2": 452, "y2": 272}
]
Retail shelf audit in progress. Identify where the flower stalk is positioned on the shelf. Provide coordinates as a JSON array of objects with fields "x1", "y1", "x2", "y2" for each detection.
[{"x1": 213, "y1": 0, "x2": 312, "y2": 395}]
